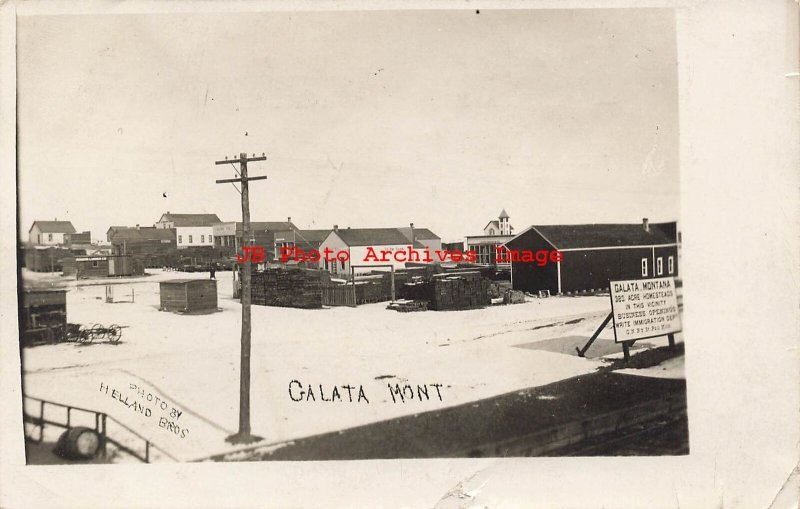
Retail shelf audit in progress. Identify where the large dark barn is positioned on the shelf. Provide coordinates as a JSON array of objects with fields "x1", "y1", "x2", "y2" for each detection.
[{"x1": 505, "y1": 219, "x2": 678, "y2": 295}]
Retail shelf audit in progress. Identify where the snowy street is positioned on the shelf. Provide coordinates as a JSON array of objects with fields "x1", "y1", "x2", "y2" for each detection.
[{"x1": 21, "y1": 269, "x2": 682, "y2": 462}]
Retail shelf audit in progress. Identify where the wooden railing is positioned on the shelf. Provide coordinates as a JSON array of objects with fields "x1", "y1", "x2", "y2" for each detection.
[{"x1": 23, "y1": 395, "x2": 178, "y2": 463}]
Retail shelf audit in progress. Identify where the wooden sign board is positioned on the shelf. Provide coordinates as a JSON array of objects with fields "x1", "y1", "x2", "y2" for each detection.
[{"x1": 609, "y1": 277, "x2": 681, "y2": 343}]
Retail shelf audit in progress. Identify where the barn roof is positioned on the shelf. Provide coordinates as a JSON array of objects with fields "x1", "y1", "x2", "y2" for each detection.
[
  {"x1": 289, "y1": 229, "x2": 332, "y2": 243},
  {"x1": 396, "y1": 227, "x2": 441, "y2": 242},
  {"x1": 236, "y1": 221, "x2": 296, "y2": 233},
  {"x1": 331, "y1": 228, "x2": 423, "y2": 247},
  {"x1": 29, "y1": 221, "x2": 76, "y2": 234},
  {"x1": 510, "y1": 222, "x2": 677, "y2": 250},
  {"x1": 109, "y1": 227, "x2": 175, "y2": 242},
  {"x1": 159, "y1": 213, "x2": 222, "y2": 227}
]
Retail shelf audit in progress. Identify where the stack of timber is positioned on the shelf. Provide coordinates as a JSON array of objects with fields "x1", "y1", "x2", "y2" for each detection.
[
  {"x1": 430, "y1": 271, "x2": 490, "y2": 311},
  {"x1": 386, "y1": 299, "x2": 429, "y2": 312},
  {"x1": 399, "y1": 279, "x2": 431, "y2": 301},
  {"x1": 250, "y1": 268, "x2": 325, "y2": 309}
]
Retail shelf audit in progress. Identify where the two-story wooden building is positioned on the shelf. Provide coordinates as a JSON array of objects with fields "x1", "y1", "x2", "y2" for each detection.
[
  {"x1": 28, "y1": 221, "x2": 76, "y2": 246},
  {"x1": 504, "y1": 219, "x2": 679, "y2": 295},
  {"x1": 213, "y1": 218, "x2": 297, "y2": 261}
]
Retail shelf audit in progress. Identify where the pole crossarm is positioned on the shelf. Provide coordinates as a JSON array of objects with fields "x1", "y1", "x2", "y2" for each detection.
[
  {"x1": 215, "y1": 156, "x2": 267, "y2": 165},
  {"x1": 215, "y1": 176, "x2": 267, "y2": 184}
]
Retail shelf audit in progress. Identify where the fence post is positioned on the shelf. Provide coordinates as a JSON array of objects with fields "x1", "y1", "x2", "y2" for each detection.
[
  {"x1": 100, "y1": 414, "x2": 107, "y2": 459},
  {"x1": 390, "y1": 266, "x2": 396, "y2": 302},
  {"x1": 145, "y1": 441, "x2": 150, "y2": 463},
  {"x1": 39, "y1": 400, "x2": 45, "y2": 443},
  {"x1": 66, "y1": 407, "x2": 71, "y2": 428}
]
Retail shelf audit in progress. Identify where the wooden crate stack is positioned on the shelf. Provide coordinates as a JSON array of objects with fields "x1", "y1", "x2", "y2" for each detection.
[
  {"x1": 429, "y1": 271, "x2": 491, "y2": 310},
  {"x1": 251, "y1": 268, "x2": 323, "y2": 309}
]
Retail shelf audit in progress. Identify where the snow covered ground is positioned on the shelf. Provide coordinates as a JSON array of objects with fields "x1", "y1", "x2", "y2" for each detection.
[{"x1": 21, "y1": 269, "x2": 683, "y2": 462}]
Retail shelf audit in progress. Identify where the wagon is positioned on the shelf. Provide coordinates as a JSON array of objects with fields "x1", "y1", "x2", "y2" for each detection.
[{"x1": 68, "y1": 323, "x2": 125, "y2": 344}]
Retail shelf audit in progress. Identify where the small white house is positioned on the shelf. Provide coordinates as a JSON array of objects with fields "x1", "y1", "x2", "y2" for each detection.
[
  {"x1": 155, "y1": 212, "x2": 221, "y2": 250},
  {"x1": 28, "y1": 221, "x2": 76, "y2": 245}
]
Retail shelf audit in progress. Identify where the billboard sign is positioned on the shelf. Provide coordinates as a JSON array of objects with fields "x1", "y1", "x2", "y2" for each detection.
[{"x1": 609, "y1": 277, "x2": 681, "y2": 343}]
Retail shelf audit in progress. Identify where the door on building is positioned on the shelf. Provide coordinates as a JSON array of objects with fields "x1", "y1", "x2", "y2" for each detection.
[{"x1": 108, "y1": 258, "x2": 116, "y2": 276}]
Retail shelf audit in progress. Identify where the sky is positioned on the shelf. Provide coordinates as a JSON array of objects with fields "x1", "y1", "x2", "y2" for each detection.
[{"x1": 17, "y1": 8, "x2": 679, "y2": 243}]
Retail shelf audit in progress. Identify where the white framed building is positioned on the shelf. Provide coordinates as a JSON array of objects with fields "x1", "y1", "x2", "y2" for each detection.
[
  {"x1": 28, "y1": 221, "x2": 76, "y2": 246},
  {"x1": 155, "y1": 212, "x2": 221, "y2": 250}
]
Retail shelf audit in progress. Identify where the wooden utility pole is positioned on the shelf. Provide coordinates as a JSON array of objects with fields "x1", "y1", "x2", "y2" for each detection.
[{"x1": 215, "y1": 152, "x2": 267, "y2": 444}]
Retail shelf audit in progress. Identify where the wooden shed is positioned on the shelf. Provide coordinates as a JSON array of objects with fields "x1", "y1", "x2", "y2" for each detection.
[
  {"x1": 71, "y1": 255, "x2": 144, "y2": 279},
  {"x1": 20, "y1": 289, "x2": 68, "y2": 345},
  {"x1": 159, "y1": 279, "x2": 218, "y2": 313}
]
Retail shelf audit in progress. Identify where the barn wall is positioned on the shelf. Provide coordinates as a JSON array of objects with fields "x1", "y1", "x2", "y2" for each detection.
[
  {"x1": 506, "y1": 228, "x2": 559, "y2": 294},
  {"x1": 653, "y1": 245, "x2": 679, "y2": 277},
  {"x1": 559, "y1": 245, "x2": 678, "y2": 293}
]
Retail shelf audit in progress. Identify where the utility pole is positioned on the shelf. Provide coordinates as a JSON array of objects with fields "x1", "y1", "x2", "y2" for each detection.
[{"x1": 215, "y1": 152, "x2": 267, "y2": 444}]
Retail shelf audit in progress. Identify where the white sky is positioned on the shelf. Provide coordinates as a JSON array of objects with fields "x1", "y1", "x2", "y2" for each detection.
[{"x1": 17, "y1": 8, "x2": 679, "y2": 243}]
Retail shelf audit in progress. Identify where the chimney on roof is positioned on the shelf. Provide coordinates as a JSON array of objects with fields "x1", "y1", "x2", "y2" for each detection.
[
  {"x1": 136, "y1": 224, "x2": 140, "y2": 230},
  {"x1": 287, "y1": 216, "x2": 291, "y2": 223},
  {"x1": 333, "y1": 225, "x2": 338, "y2": 232},
  {"x1": 410, "y1": 222, "x2": 416, "y2": 246},
  {"x1": 642, "y1": 218, "x2": 650, "y2": 232}
]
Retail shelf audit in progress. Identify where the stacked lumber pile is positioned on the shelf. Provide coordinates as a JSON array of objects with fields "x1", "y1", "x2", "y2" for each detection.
[
  {"x1": 251, "y1": 268, "x2": 323, "y2": 309},
  {"x1": 399, "y1": 279, "x2": 430, "y2": 300},
  {"x1": 386, "y1": 299, "x2": 429, "y2": 312},
  {"x1": 430, "y1": 271, "x2": 490, "y2": 310}
]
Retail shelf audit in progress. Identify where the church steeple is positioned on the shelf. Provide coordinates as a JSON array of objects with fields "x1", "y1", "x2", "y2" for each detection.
[{"x1": 498, "y1": 209, "x2": 510, "y2": 235}]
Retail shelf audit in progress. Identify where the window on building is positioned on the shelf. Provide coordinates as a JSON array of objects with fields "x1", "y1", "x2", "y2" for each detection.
[
  {"x1": 657, "y1": 257, "x2": 663, "y2": 275},
  {"x1": 668, "y1": 256, "x2": 674, "y2": 274},
  {"x1": 474, "y1": 245, "x2": 490, "y2": 265},
  {"x1": 641, "y1": 258, "x2": 648, "y2": 277},
  {"x1": 489, "y1": 228, "x2": 495, "y2": 235},
  {"x1": 201, "y1": 235, "x2": 205, "y2": 243},
  {"x1": 209, "y1": 234, "x2": 213, "y2": 243},
  {"x1": 189, "y1": 235, "x2": 193, "y2": 244},
  {"x1": 178, "y1": 235, "x2": 182, "y2": 243},
  {"x1": 92, "y1": 260, "x2": 99, "y2": 268},
  {"x1": 340, "y1": 259, "x2": 345, "y2": 270},
  {"x1": 275, "y1": 242, "x2": 294, "y2": 260},
  {"x1": 48, "y1": 233, "x2": 53, "y2": 241},
  {"x1": 325, "y1": 258, "x2": 329, "y2": 271}
]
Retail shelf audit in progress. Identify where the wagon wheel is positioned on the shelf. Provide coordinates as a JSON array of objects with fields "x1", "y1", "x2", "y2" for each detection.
[
  {"x1": 76, "y1": 325, "x2": 92, "y2": 343},
  {"x1": 90, "y1": 323, "x2": 104, "y2": 341},
  {"x1": 65, "y1": 324, "x2": 79, "y2": 342},
  {"x1": 107, "y1": 324, "x2": 122, "y2": 343}
]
